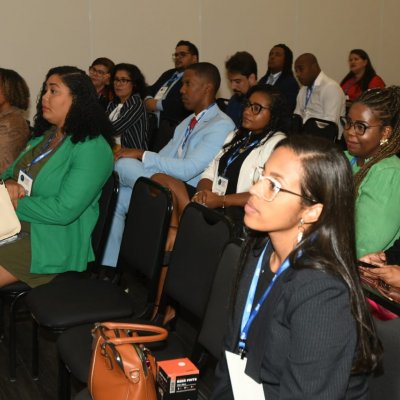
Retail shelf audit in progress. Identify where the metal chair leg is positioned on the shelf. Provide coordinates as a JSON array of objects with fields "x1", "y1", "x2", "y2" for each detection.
[{"x1": 31, "y1": 318, "x2": 39, "y2": 380}]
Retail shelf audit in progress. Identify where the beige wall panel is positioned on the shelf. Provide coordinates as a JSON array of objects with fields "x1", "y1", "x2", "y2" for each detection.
[
  {"x1": 89, "y1": 0, "x2": 202, "y2": 84},
  {"x1": 0, "y1": 1, "x2": 91, "y2": 119}
]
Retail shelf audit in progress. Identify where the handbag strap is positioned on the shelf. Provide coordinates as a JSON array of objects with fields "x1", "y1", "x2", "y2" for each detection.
[{"x1": 94, "y1": 322, "x2": 168, "y2": 344}]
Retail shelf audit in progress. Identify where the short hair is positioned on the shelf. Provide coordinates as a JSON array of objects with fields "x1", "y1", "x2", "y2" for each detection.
[
  {"x1": 91, "y1": 57, "x2": 115, "y2": 73},
  {"x1": 225, "y1": 51, "x2": 257, "y2": 78},
  {"x1": 176, "y1": 40, "x2": 199, "y2": 58},
  {"x1": 186, "y1": 62, "x2": 221, "y2": 93},
  {"x1": 110, "y1": 63, "x2": 147, "y2": 99},
  {"x1": 33, "y1": 66, "x2": 113, "y2": 144},
  {"x1": 0, "y1": 68, "x2": 30, "y2": 110}
]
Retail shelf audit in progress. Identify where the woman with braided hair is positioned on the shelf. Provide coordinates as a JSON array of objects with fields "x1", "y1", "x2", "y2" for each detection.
[{"x1": 341, "y1": 86, "x2": 400, "y2": 261}]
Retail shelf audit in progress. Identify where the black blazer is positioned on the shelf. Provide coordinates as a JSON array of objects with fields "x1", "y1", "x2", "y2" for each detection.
[
  {"x1": 259, "y1": 72, "x2": 299, "y2": 113},
  {"x1": 147, "y1": 68, "x2": 191, "y2": 124},
  {"x1": 211, "y1": 249, "x2": 369, "y2": 400}
]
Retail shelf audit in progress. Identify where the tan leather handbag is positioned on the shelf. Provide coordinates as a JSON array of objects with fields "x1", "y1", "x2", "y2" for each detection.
[
  {"x1": 88, "y1": 322, "x2": 168, "y2": 400},
  {"x1": 0, "y1": 180, "x2": 21, "y2": 241}
]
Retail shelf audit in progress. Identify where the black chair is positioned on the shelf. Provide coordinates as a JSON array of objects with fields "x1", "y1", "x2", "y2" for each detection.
[
  {"x1": 302, "y1": 117, "x2": 338, "y2": 142},
  {"x1": 24, "y1": 177, "x2": 172, "y2": 383},
  {"x1": 0, "y1": 171, "x2": 119, "y2": 382},
  {"x1": 56, "y1": 202, "x2": 233, "y2": 397},
  {"x1": 369, "y1": 318, "x2": 400, "y2": 399},
  {"x1": 71, "y1": 238, "x2": 240, "y2": 400}
]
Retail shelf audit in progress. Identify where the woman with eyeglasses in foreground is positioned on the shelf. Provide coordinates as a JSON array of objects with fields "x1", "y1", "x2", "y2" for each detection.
[
  {"x1": 211, "y1": 135, "x2": 381, "y2": 400},
  {"x1": 107, "y1": 63, "x2": 149, "y2": 155},
  {"x1": 152, "y1": 84, "x2": 288, "y2": 246},
  {"x1": 341, "y1": 87, "x2": 400, "y2": 259}
]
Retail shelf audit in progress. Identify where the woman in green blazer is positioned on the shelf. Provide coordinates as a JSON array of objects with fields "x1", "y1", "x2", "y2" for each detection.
[{"x1": 0, "y1": 66, "x2": 114, "y2": 287}]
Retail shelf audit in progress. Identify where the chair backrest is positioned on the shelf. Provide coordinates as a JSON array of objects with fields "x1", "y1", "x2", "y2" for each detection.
[
  {"x1": 369, "y1": 318, "x2": 400, "y2": 399},
  {"x1": 198, "y1": 240, "x2": 242, "y2": 360},
  {"x1": 91, "y1": 171, "x2": 119, "y2": 264},
  {"x1": 117, "y1": 177, "x2": 172, "y2": 309},
  {"x1": 290, "y1": 113, "x2": 303, "y2": 136},
  {"x1": 302, "y1": 117, "x2": 338, "y2": 142},
  {"x1": 164, "y1": 203, "x2": 233, "y2": 320}
]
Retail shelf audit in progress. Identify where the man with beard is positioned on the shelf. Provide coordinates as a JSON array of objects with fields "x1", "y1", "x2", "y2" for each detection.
[
  {"x1": 146, "y1": 40, "x2": 199, "y2": 151},
  {"x1": 224, "y1": 51, "x2": 258, "y2": 127}
]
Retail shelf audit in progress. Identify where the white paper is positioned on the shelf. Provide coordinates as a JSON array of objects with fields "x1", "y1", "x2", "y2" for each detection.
[{"x1": 226, "y1": 350, "x2": 264, "y2": 400}]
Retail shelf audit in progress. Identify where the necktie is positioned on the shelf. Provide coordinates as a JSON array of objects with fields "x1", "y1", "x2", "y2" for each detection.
[{"x1": 189, "y1": 116, "x2": 198, "y2": 131}]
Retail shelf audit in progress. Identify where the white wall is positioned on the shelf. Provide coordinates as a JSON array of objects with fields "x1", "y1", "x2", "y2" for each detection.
[{"x1": 1, "y1": 0, "x2": 399, "y2": 121}]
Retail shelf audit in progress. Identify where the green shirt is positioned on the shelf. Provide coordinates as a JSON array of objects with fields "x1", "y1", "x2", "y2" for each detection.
[
  {"x1": 1, "y1": 133, "x2": 113, "y2": 274},
  {"x1": 346, "y1": 151, "x2": 400, "y2": 258}
]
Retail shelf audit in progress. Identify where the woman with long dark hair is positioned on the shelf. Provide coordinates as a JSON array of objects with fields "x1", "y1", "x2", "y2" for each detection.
[
  {"x1": 341, "y1": 49, "x2": 385, "y2": 104},
  {"x1": 152, "y1": 84, "x2": 288, "y2": 247},
  {"x1": 107, "y1": 63, "x2": 149, "y2": 153},
  {"x1": 0, "y1": 66, "x2": 113, "y2": 288},
  {"x1": 211, "y1": 135, "x2": 381, "y2": 399}
]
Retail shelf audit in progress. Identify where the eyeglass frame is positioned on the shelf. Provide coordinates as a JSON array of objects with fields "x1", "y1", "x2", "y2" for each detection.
[
  {"x1": 253, "y1": 166, "x2": 317, "y2": 203},
  {"x1": 113, "y1": 77, "x2": 132, "y2": 85},
  {"x1": 243, "y1": 100, "x2": 270, "y2": 115},
  {"x1": 172, "y1": 51, "x2": 191, "y2": 59},
  {"x1": 340, "y1": 116, "x2": 383, "y2": 136},
  {"x1": 89, "y1": 66, "x2": 109, "y2": 76}
]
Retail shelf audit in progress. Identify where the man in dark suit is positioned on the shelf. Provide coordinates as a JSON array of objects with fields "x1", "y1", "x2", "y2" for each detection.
[
  {"x1": 145, "y1": 40, "x2": 199, "y2": 151},
  {"x1": 258, "y1": 44, "x2": 299, "y2": 113}
]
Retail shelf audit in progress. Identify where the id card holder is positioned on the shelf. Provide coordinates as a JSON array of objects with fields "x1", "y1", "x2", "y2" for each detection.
[
  {"x1": 154, "y1": 86, "x2": 168, "y2": 101},
  {"x1": 225, "y1": 351, "x2": 264, "y2": 399},
  {"x1": 212, "y1": 176, "x2": 228, "y2": 196},
  {"x1": 18, "y1": 170, "x2": 33, "y2": 196}
]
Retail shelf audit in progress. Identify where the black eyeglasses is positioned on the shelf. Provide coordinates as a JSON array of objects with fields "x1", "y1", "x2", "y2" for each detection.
[
  {"x1": 340, "y1": 116, "x2": 382, "y2": 136},
  {"x1": 89, "y1": 66, "x2": 109, "y2": 76},
  {"x1": 172, "y1": 52, "x2": 191, "y2": 59},
  {"x1": 113, "y1": 77, "x2": 132, "y2": 85},
  {"x1": 243, "y1": 100, "x2": 270, "y2": 115}
]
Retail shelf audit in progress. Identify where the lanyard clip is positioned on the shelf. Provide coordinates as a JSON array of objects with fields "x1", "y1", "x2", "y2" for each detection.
[{"x1": 238, "y1": 347, "x2": 247, "y2": 360}]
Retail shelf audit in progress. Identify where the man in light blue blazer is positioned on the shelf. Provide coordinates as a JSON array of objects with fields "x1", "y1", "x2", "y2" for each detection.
[{"x1": 102, "y1": 62, "x2": 235, "y2": 267}]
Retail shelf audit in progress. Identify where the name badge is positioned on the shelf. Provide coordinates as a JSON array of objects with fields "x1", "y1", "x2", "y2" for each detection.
[
  {"x1": 154, "y1": 86, "x2": 169, "y2": 101},
  {"x1": 18, "y1": 170, "x2": 33, "y2": 196},
  {"x1": 212, "y1": 176, "x2": 228, "y2": 196},
  {"x1": 225, "y1": 351, "x2": 264, "y2": 399}
]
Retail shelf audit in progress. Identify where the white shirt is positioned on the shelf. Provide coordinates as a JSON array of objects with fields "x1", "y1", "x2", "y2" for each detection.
[{"x1": 294, "y1": 71, "x2": 345, "y2": 137}]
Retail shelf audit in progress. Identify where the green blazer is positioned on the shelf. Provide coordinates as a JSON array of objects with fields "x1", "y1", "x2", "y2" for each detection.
[{"x1": 1, "y1": 134, "x2": 113, "y2": 274}]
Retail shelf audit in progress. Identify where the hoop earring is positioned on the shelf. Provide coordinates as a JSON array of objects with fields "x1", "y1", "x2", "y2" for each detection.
[
  {"x1": 297, "y1": 218, "x2": 305, "y2": 243},
  {"x1": 380, "y1": 138, "x2": 389, "y2": 146}
]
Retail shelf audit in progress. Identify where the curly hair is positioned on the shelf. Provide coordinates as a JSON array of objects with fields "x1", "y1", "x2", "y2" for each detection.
[
  {"x1": 32, "y1": 66, "x2": 114, "y2": 144},
  {"x1": 223, "y1": 84, "x2": 289, "y2": 152},
  {"x1": 110, "y1": 63, "x2": 147, "y2": 99},
  {"x1": 352, "y1": 86, "x2": 400, "y2": 191},
  {"x1": 0, "y1": 68, "x2": 30, "y2": 110},
  {"x1": 340, "y1": 49, "x2": 378, "y2": 92}
]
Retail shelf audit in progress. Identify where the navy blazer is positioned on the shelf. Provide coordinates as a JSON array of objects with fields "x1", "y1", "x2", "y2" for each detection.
[
  {"x1": 147, "y1": 68, "x2": 191, "y2": 124},
  {"x1": 259, "y1": 72, "x2": 299, "y2": 113},
  {"x1": 211, "y1": 248, "x2": 369, "y2": 400}
]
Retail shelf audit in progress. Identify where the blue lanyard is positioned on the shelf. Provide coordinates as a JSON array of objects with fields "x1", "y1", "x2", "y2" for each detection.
[
  {"x1": 238, "y1": 241, "x2": 290, "y2": 357},
  {"x1": 25, "y1": 133, "x2": 62, "y2": 173},
  {"x1": 180, "y1": 103, "x2": 215, "y2": 151},
  {"x1": 350, "y1": 156, "x2": 358, "y2": 167},
  {"x1": 222, "y1": 133, "x2": 259, "y2": 176},
  {"x1": 165, "y1": 71, "x2": 182, "y2": 87},
  {"x1": 304, "y1": 85, "x2": 313, "y2": 108}
]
